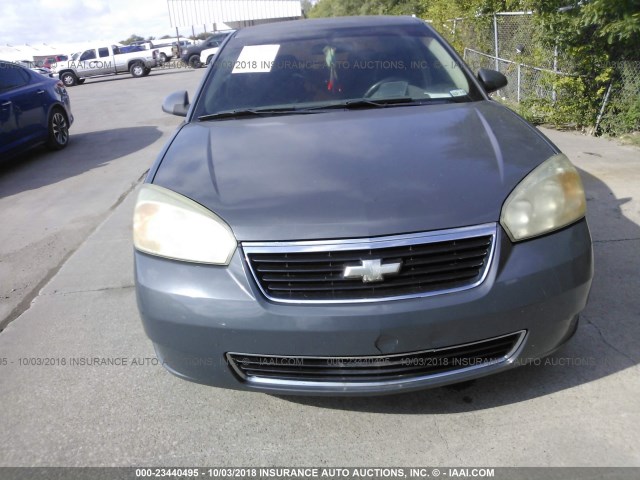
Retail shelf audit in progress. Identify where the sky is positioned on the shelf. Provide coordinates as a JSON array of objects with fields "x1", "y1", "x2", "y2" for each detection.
[{"x1": 1, "y1": 0, "x2": 187, "y2": 46}]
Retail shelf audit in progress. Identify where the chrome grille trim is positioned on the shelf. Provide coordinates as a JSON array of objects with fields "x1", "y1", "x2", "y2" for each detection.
[
  {"x1": 242, "y1": 223, "x2": 497, "y2": 304},
  {"x1": 226, "y1": 330, "x2": 527, "y2": 390}
]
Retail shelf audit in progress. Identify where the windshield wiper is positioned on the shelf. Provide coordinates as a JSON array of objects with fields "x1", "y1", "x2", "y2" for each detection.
[
  {"x1": 198, "y1": 107, "x2": 319, "y2": 121},
  {"x1": 198, "y1": 97, "x2": 450, "y2": 121},
  {"x1": 344, "y1": 97, "x2": 420, "y2": 108},
  {"x1": 303, "y1": 97, "x2": 448, "y2": 111}
]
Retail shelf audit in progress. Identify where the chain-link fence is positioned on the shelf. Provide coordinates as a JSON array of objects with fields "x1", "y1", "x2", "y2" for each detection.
[
  {"x1": 449, "y1": 12, "x2": 569, "y2": 103},
  {"x1": 442, "y1": 11, "x2": 639, "y2": 134},
  {"x1": 463, "y1": 48, "x2": 564, "y2": 103},
  {"x1": 445, "y1": 13, "x2": 549, "y2": 67},
  {"x1": 495, "y1": 13, "x2": 546, "y2": 68},
  {"x1": 444, "y1": 17, "x2": 493, "y2": 55},
  {"x1": 598, "y1": 61, "x2": 640, "y2": 135}
]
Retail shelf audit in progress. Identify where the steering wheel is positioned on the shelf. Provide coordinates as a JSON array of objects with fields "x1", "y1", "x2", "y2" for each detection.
[{"x1": 363, "y1": 77, "x2": 406, "y2": 98}]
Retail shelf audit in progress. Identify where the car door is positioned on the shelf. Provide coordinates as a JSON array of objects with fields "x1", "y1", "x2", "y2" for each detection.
[
  {"x1": 0, "y1": 62, "x2": 48, "y2": 155},
  {"x1": 75, "y1": 49, "x2": 101, "y2": 76},
  {"x1": 111, "y1": 45, "x2": 130, "y2": 72},
  {"x1": 96, "y1": 46, "x2": 114, "y2": 75}
]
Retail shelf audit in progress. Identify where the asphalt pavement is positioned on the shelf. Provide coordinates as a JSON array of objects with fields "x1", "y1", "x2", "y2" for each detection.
[{"x1": 0, "y1": 67, "x2": 638, "y2": 466}]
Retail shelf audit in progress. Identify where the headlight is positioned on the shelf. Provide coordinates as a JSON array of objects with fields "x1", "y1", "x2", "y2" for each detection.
[
  {"x1": 500, "y1": 154, "x2": 586, "y2": 242},
  {"x1": 133, "y1": 184, "x2": 237, "y2": 264}
]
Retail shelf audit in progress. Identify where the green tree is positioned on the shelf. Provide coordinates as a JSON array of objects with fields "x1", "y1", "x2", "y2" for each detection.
[
  {"x1": 301, "y1": 0, "x2": 314, "y2": 17},
  {"x1": 120, "y1": 34, "x2": 145, "y2": 45},
  {"x1": 581, "y1": 0, "x2": 640, "y2": 46},
  {"x1": 309, "y1": 0, "x2": 422, "y2": 18},
  {"x1": 188, "y1": 32, "x2": 211, "y2": 41}
]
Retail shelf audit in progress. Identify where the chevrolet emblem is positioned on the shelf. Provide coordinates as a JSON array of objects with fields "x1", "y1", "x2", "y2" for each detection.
[{"x1": 343, "y1": 259, "x2": 402, "y2": 283}]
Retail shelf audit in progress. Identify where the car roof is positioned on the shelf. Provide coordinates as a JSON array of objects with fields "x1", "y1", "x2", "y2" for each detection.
[
  {"x1": 234, "y1": 15, "x2": 427, "y2": 41},
  {"x1": 0, "y1": 61, "x2": 39, "y2": 78},
  {"x1": 1, "y1": 60, "x2": 27, "y2": 68},
  {"x1": 206, "y1": 31, "x2": 234, "y2": 39}
]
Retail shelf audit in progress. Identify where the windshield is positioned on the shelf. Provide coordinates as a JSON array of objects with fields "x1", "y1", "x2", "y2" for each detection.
[{"x1": 194, "y1": 23, "x2": 482, "y2": 118}]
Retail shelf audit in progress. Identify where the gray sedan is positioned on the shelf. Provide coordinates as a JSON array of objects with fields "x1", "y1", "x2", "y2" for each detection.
[{"x1": 133, "y1": 16, "x2": 593, "y2": 395}]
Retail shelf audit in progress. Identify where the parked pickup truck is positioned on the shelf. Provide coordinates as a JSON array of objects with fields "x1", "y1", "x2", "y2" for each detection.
[
  {"x1": 132, "y1": 39, "x2": 192, "y2": 63},
  {"x1": 51, "y1": 45, "x2": 158, "y2": 86}
]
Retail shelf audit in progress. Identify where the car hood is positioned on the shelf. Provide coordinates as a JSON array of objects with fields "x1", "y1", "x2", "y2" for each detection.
[{"x1": 152, "y1": 100, "x2": 556, "y2": 241}]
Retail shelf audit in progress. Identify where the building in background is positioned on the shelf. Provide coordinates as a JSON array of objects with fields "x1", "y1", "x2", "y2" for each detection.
[{"x1": 167, "y1": 0, "x2": 302, "y2": 36}]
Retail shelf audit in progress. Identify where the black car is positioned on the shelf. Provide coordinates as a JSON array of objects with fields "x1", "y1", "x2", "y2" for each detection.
[{"x1": 180, "y1": 31, "x2": 234, "y2": 68}]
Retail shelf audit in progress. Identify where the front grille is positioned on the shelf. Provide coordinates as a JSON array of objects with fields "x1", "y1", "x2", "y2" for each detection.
[
  {"x1": 243, "y1": 224, "x2": 496, "y2": 303},
  {"x1": 227, "y1": 331, "x2": 525, "y2": 385}
]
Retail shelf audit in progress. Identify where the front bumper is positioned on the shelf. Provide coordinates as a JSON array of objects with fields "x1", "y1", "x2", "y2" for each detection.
[{"x1": 135, "y1": 220, "x2": 593, "y2": 396}]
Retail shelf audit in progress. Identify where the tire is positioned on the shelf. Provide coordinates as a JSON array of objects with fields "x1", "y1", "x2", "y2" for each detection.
[
  {"x1": 46, "y1": 108, "x2": 69, "y2": 150},
  {"x1": 206, "y1": 55, "x2": 214, "y2": 65},
  {"x1": 142, "y1": 67, "x2": 151, "y2": 77},
  {"x1": 77, "y1": 79, "x2": 85, "y2": 85},
  {"x1": 188, "y1": 55, "x2": 201, "y2": 69},
  {"x1": 130, "y1": 62, "x2": 145, "y2": 77},
  {"x1": 160, "y1": 53, "x2": 168, "y2": 63},
  {"x1": 60, "y1": 72, "x2": 77, "y2": 87}
]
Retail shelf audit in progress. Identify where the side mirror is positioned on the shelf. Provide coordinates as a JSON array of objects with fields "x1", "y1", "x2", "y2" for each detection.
[
  {"x1": 162, "y1": 90, "x2": 190, "y2": 117},
  {"x1": 477, "y1": 68, "x2": 508, "y2": 94}
]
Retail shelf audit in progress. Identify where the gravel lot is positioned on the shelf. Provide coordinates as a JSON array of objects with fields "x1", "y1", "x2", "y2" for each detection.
[{"x1": 0, "y1": 67, "x2": 639, "y2": 467}]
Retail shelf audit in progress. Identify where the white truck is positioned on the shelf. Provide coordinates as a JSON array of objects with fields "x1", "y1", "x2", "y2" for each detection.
[
  {"x1": 199, "y1": 46, "x2": 220, "y2": 66},
  {"x1": 51, "y1": 44, "x2": 159, "y2": 86},
  {"x1": 132, "y1": 39, "x2": 192, "y2": 63}
]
